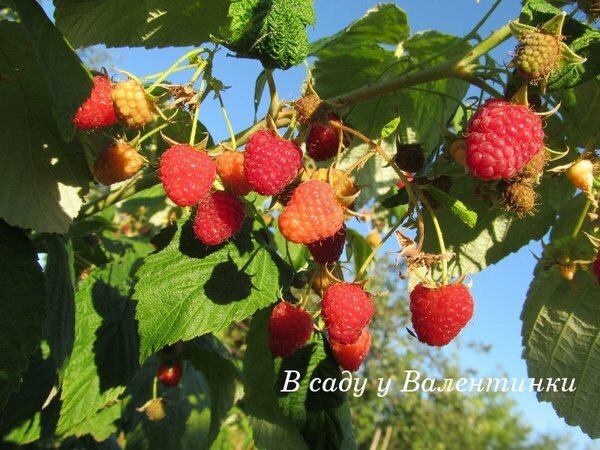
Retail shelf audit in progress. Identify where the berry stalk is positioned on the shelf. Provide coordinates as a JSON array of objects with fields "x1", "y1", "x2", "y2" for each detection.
[
  {"x1": 147, "y1": 48, "x2": 206, "y2": 95},
  {"x1": 419, "y1": 191, "x2": 449, "y2": 285},
  {"x1": 189, "y1": 79, "x2": 206, "y2": 146},
  {"x1": 136, "y1": 122, "x2": 170, "y2": 146},
  {"x1": 328, "y1": 121, "x2": 424, "y2": 236},
  {"x1": 355, "y1": 215, "x2": 405, "y2": 282}
]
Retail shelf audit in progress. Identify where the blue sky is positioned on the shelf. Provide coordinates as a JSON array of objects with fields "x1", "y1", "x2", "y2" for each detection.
[{"x1": 42, "y1": 0, "x2": 598, "y2": 447}]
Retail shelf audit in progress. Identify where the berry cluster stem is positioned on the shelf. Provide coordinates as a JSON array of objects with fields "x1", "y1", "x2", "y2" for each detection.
[
  {"x1": 215, "y1": 91, "x2": 237, "y2": 150},
  {"x1": 189, "y1": 79, "x2": 206, "y2": 146},
  {"x1": 137, "y1": 122, "x2": 170, "y2": 146},
  {"x1": 147, "y1": 48, "x2": 205, "y2": 94},
  {"x1": 355, "y1": 216, "x2": 405, "y2": 282},
  {"x1": 328, "y1": 121, "x2": 424, "y2": 233},
  {"x1": 572, "y1": 199, "x2": 592, "y2": 241}
]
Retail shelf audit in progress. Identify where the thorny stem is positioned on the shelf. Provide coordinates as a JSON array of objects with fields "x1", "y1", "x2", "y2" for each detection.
[
  {"x1": 461, "y1": 74, "x2": 504, "y2": 98},
  {"x1": 346, "y1": 149, "x2": 376, "y2": 173},
  {"x1": 147, "y1": 48, "x2": 205, "y2": 94},
  {"x1": 419, "y1": 191, "x2": 449, "y2": 285},
  {"x1": 355, "y1": 216, "x2": 405, "y2": 282},
  {"x1": 78, "y1": 170, "x2": 159, "y2": 220},
  {"x1": 327, "y1": 23, "x2": 512, "y2": 109}
]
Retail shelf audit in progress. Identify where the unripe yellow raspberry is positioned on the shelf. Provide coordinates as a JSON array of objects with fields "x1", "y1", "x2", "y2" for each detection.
[{"x1": 111, "y1": 79, "x2": 155, "y2": 127}]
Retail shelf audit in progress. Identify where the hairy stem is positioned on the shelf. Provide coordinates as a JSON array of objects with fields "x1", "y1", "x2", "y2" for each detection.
[{"x1": 326, "y1": 23, "x2": 512, "y2": 109}]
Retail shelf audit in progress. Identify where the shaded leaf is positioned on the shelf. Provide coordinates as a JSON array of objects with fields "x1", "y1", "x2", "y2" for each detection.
[
  {"x1": 0, "y1": 220, "x2": 46, "y2": 409},
  {"x1": 0, "y1": 22, "x2": 90, "y2": 233},
  {"x1": 182, "y1": 336, "x2": 241, "y2": 444},
  {"x1": 54, "y1": 0, "x2": 231, "y2": 49},
  {"x1": 15, "y1": 0, "x2": 93, "y2": 141},
  {"x1": 244, "y1": 308, "x2": 308, "y2": 450},
  {"x1": 522, "y1": 264, "x2": 600, "y2": 439},
  {"x1": 57, "y1": 244, "x2": 151, "y2": 434},
  {"x1": 44, "y1": 234, "x2": 76, "y2": 371},
  {"x1": 274, "y1": 334, "x2": 357, "y2": 449},
  {"x1": 134, "y1": 220, "x2": 292, "y2": 362}
]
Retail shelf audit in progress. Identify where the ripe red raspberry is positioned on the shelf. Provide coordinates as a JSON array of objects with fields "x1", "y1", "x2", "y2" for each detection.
[
  {"x1": 306, "y1": 116, "x2": 348, "y2": 161},
  {"x1": 466, "y1": 99, "x2": 543, "y2": 180},
  {"x1": 215, "y1": 150, "x2": 252, "y2": 196},
  {"x1": 307, "y1": 226, "x2": 346, "y2": 264},
  {"x1": 93, "y1": 141, "x2": 143, "y2": 185},
  {"x1": 244, "y1": 130, "x2": 303, "y2": 195},
  {"x1": 593, "y1": 251, "x2": 600, "y2": 285},
  {"x1": 73, "y1": 76, "x2": 118, "y2": 129},
  {"x1": 321, "y1": 283, "x2": 374, "y2": 345},
  {"x1": 329, "y1": 328, "x2": 371, "y2": 372},
  {"x1": 268, "y1": 302, "x2": 314, "y2": 357},
  {"x1": 111, "y1": 79, "x2": 155, "y2": 127},
  {"x1": 279, "y1": 180, "x2": 344, "y2": 244},
  {"x1": 159, "y1": 144, "x2": 216, "y2": 207},
  {"x1": 157, "y1": 361, "x2": 183, "y2": 387},
  {"x1": 193, "y1": 191, "x2": 245, "y2": 246},
  {"x1": 409, "y1": 283, "x2": 474, "y2": 347}
]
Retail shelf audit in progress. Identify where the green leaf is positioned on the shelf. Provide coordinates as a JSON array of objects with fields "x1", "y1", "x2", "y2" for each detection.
[
  {"x1": 522, "y1": 264, "x2": 600, "y2": 438},
  {"x1": 423, "y1": 176, "x2": 574, "y2": 279},
  {"x1": 57, "y1": 245, "x2": 151, "y2": 435},
  {"x1": 380, "y1": 117, "x2": 400, "y2": 140},
  {"x1": 0, "y1": 353, "x2": 59, "y2": 444},
  {"x1": 123, "y1": 359, "x2": 213, "y2": 450},
  {"x1": 69, "y1": 403, "x2": 121, "y2": 441},
  {"x1": 274, "y1": 334, "x2": 357, "y2": 449},
  {"x1": 54, "y1": 0, "x2": 231, "y2": 49},
  {"x1": 182, "y1": 336, "x2": 241, "y2": 444},
  {"x1": 274, "y1": 223, "x2": 308, "y2": 273},
  {"x1": 224, "y1": 0, "x2": 315, "y2": 69},
  {"x1": 547, "y1": 194, "x2": 594, "y2": 260},
  {"x1": 311, "y1": 6, "x2": 469, "y2": 206},
  {"x1": 552, "y1": 77, "x2": 600, "y2": 149},
  {"x1": 44, "y1": 234, "x2": 76, "y2": 371},
  {"x1": 244, "y1": 308, "x2": 309, "y2": 450},
  {"x1": 347, "y1": 229, "x2": 372, "y2": 275},
  {"x1": 0, "y1": 220, "x2": 46, "y2": 410},
  {"x1": 14, "y1": 0, "x2": 93, "y2": 141},
  {"x1": 254, "y1": 69, "x2": 268, "y2": 122},
  {"x1": 134, "y1": 219, "x2": 292, "y2": 362},
  {"x1": 520, "y1": 0, "x2": 600, "y2": 90},
  {"x1": 0, "y1": 22, "x2": 91, "y2": 233},
  {"x1": 309, "y1": 3, "x2": 410, "y2": 54},
  {"x1": 425, "y1": 185, "x2": 478, "y2": 229}
]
